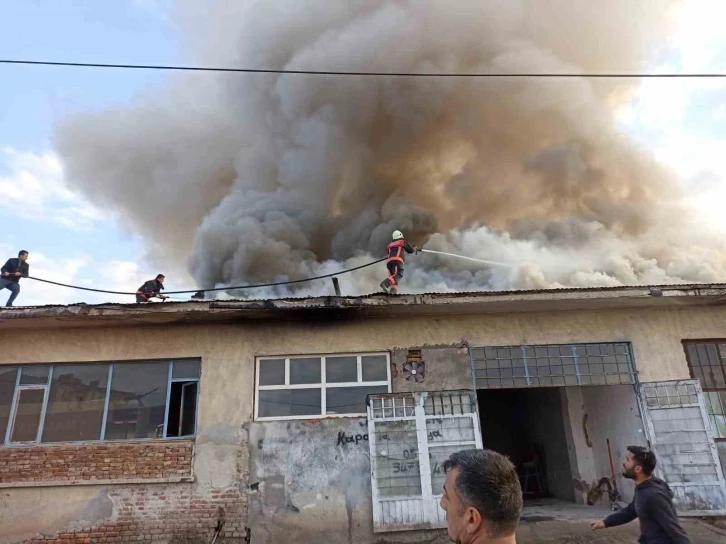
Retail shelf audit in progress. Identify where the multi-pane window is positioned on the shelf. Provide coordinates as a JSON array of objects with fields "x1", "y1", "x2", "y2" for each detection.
[
  {"x1": 684, "y1": 342, "x2": 726, "y2": 440},
  {"x1": 470, "y1": 343, "x2": 635, "y2": 388},
  {"x1": 367, "y1": 391, "x2": 482, "y2": 532},
  {"x1": 255, "y1": 353, "x2": 390, "y2": 420},
  {"x1": 0, "y1": 359, "x2": 200, "y2": 446}
]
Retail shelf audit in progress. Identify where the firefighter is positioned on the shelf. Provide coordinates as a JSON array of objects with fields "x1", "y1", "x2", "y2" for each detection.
[
  {"x1": 136, "y1": 274, "x2": 169, "y2": 302},
  {"x1": 380, "y1": 231, "x2": 418, "y2": 294}
]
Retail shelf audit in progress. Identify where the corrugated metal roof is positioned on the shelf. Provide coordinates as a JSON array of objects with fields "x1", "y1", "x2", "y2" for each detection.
[{"x1": 3, "y1": 282, "x2": 726, "y2": 311}]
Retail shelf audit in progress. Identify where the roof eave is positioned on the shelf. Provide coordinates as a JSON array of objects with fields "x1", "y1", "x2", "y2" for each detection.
[{"x1": 1, "y1": 284, "x2": 726, "y2": 330}]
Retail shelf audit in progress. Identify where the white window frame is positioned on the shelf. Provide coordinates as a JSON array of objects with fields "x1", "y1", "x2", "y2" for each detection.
[
  {"x1": 5, "y1": 366, "x2": 52, "y2": 445},
  {"x1": 255, "y1": 352, "x2": 391, "y2": 421},
  {"x1": 367, "y1": 391, "x2": 482, "y2": 532}
]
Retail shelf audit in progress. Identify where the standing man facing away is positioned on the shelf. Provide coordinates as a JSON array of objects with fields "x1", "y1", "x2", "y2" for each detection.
[
  {"x1": 136, "y1": 274, "x2": 169, "y2": 303},
  {"x1": 0, "y1": 250, "x2": 29, "y2": 307},
  {"x1": 590, "y1": 446, "x2": 690, "y2": 543},
  {"x1": 380, "y1": 230, "x2": 418, "y2": 295},
  {"x1": 440, "y1": 449, "x2": 523, "y2": 544}
]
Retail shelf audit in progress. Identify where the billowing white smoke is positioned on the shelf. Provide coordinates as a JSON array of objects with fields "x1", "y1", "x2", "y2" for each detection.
[{"x1": 54, "y1": 0, "x2": 726, "y2": 297}]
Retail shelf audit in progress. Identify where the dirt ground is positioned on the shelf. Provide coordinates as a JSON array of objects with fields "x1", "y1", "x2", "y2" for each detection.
[
  {"x1": 514, "y1": 501, "x2": 726, "y2": 543},
  {"x1": 516, "y1": 518, "x2": 726, "y2": 543}
]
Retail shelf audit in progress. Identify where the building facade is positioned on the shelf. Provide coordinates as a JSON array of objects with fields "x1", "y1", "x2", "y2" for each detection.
[{"x1": 1, "y1": 285, "x2": 726, "y2": 543}]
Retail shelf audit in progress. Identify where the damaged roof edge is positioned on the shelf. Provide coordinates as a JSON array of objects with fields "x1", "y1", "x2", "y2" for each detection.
[{"x1": 1, "y1": 283, "x2": 726, "y2": 330}]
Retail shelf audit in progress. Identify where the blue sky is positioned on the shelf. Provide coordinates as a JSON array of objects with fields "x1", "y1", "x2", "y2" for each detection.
[
  {"x1": 0, "y1": 0, "x2": 191, "y2": 305},
  {"x1": 1, "y1": 0, "x2": 726, "y2": 306}
]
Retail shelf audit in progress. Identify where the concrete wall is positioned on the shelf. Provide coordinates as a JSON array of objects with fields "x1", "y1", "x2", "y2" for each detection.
[
  {"x1": 1, "y1": 304, "x2": 725, "y2": 542},
  {"x1": 581, "y1": 385, "x2": 645, "y2": 504},
  {"x1": 247, "y1": 418, "x2": 372, "y2": 544},
  {"x1": 561, "y1": 385, "x2": 645, "y2": 505},
  {"x1": 391, "y1": 347, "x2": 472, "y2": 393},
  {"x1": 0, "y1": 325, "x2": 254, "y2": 544}
]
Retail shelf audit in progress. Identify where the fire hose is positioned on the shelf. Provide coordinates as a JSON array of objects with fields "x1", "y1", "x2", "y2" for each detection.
[{"x1": 22, "y1": 248, "x2": 517, "y2": 301}]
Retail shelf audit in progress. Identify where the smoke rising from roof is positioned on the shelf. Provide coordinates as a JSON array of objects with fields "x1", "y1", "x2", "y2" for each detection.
[{"x1": 54, "y1": 0, "x2": 726, "y2": 296}]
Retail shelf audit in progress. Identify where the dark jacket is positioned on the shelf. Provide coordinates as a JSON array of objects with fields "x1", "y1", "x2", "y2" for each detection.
[
  {"x1": 1, "y1": 258, "x2": 29, "y2": 283},
  {"x1": 604, "y1": 477, "x2": 690, "y2": 543},
  {"x1": 137, "y1": 279, "x2": 165, "y2": 299}
]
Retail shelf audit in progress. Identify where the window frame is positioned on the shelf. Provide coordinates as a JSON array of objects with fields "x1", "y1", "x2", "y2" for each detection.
[
  {"x1": 1, "y1": 359, "x2": 201, "y2": 447},
  {"x1": 255, "y1": 352, "x2": 391, "y2": 421},
  {"x1": 683, "y1": 340, "x2": 726, "y2": 443},
  {"x1": 5, "y1": 366, "x2": 52, "y2": 445},
  {"x1": 367, "y1": 391, "x2": 483, "y2": 532}
]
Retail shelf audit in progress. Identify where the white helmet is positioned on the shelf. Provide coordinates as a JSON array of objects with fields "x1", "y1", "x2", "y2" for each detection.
[{"x1": 392, "y1": 230, "x2": 404, "y2": 240}]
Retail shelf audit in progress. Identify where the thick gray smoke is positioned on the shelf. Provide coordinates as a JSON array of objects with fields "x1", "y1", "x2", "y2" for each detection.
[{"x1": 54, "y1": 0, "x2": 726, "y2": 297}]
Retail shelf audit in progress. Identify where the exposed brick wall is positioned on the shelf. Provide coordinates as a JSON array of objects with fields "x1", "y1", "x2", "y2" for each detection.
[
  {"x1": 0, "y1": 441, "x2": 193, "y2": 484},
  {"x1": 26, "y1": 484, "x2": 249, "y2": 543}
]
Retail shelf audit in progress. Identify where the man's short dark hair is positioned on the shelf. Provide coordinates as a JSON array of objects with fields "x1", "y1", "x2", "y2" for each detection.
[
  {"x1": 18, "y1": 250, "x2": 28, "y2": 257},
  {"x1": 628, "y1": 445, "x2": 657, "y2": 476},
  {"x1": 156, "y1": 274, "x2": 165, "y2": 280},
  {"x1": 443, "y1": 449, "x2": 522, "y2": 538}
]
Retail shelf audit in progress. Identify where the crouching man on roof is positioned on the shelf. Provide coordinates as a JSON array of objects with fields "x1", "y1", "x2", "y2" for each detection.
[
  {"x1": 136, "y1": 274, "x2": 169, "y2": 303},
  {"x1": 0, "y1": 250, "x2": 29, "y2": 307}
]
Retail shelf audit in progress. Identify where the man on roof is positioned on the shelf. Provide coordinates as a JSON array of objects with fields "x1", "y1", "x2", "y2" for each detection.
[{"x1": 380, "y1": 230, "x2": 418, "y2": 295}]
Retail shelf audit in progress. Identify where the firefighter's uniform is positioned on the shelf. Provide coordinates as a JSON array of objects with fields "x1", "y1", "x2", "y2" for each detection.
[{"x1": 380, "y1": 231, "x2": 417, "y2": 294}]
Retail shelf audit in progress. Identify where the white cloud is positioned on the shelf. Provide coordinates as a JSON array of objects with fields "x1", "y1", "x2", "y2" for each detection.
[
  {"x1": 616, "y1": 0, "x2": 726, "y2": 231},
  {"x1": 0, "y1": 147, "x2": 109, "y2": 230},
  {"x1": 0, "y1": 242, "x2": 195, "y2": 307}
]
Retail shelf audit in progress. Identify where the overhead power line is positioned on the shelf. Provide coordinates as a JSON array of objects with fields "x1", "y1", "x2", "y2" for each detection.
[{"x1": 1, "y1": 59, "x2": 726, "y2": 78}]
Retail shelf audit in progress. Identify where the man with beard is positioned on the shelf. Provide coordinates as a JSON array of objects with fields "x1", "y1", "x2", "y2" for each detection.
[
  {"x1": 440, "y1": 449, "x2": 522, "y2": 543},
  {"x1": 590, "y1": 446, "x2": 690, "y2": 543}
]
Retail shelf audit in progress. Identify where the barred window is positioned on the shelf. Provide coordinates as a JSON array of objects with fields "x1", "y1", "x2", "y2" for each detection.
[
  {"x1": 470, "y1": 343, "x2": 635, "y2": 388},
  {"x1": 684, "y1": 342, "x2": 726, "y2": 440}
]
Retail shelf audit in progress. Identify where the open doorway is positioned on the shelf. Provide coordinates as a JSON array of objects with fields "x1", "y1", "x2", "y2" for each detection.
[
  {"x1": 477, "y1": 384, "x2": 646, "y2": 507},
  {"x1": 477, "y1": 388, "x2": 573, "y2": 501}
]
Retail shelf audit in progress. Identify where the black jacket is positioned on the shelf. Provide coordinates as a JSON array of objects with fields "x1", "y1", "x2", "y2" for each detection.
[
  {"x1": 1, "y1": 258, "x2": 29, "y2": 283},
  {"x1": 604, "y1": 477, "x2": 690, "y2": 543},
  {"x1": 137, "y1": 279, "x2": 165, "y2": 298}
]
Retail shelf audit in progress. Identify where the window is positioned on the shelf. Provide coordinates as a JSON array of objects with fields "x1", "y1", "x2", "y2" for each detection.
[
  {"x1": 367, "y1": 391, "x2": 482, "y2": 532},
  {"x1": 255, "y1": 353, "x2": 390, "y2": 420},
  {"x1": 684, "y1": 342, "x2": 726, "y2": 441},
  {"x1": 0, "y1": 359, "x2": 200, "y2": 446},
  {"x1": 470, "y1": 342, "x2": 636, "y2": 388}
]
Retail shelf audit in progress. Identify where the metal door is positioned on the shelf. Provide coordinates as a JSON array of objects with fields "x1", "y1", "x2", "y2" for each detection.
[
  {"x1": 639, "y1": 380, "x2": 726, "y2": 512},
  {"x1": 367, "y1": 391, "x2": 482, "y2": 532}
]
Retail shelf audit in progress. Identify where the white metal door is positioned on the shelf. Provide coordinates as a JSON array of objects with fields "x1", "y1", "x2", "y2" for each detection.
[
  {"x1": 639, "y1": 380, "x2": 726, "y2": 512},
  {"x1": 367, "y1": 391, "x2": 483, "y2": 532}
]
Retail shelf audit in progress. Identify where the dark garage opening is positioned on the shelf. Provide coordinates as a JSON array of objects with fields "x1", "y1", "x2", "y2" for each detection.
[{"x1": 477, "y1": 388, "x2": 574, "y2": 501}]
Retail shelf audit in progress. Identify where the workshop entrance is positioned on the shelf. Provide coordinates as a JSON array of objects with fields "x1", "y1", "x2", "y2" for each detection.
[{"x1": 470, "y1": 342, "x2": 726, "y2": 512}]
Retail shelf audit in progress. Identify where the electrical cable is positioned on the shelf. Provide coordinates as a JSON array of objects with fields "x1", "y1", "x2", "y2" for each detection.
[
  {"x1": 2, "y1": 59, "x2": 725, "y2": 78},
  {"x1": 25, "y1": 257, "x2": 386, "y2": 297}
]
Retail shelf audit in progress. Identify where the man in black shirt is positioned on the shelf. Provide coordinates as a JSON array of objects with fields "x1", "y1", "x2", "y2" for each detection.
[
  {"x1": 590, "y1": 446, "x2": 690, "y2": 543},
  {"x1": 136, "y1": 274, "x2": 168, "y2": 303},
  {"x1": 0, "y1": 250, "x2": 29, "y2": 307}
]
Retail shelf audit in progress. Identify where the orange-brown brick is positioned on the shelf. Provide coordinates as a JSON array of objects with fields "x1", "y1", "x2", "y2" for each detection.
[{"x1": 0, "y1": 441, "x2": 192, "y2": 484}]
